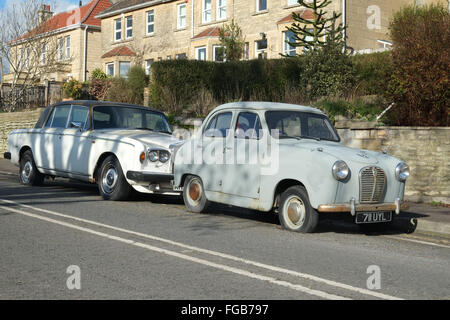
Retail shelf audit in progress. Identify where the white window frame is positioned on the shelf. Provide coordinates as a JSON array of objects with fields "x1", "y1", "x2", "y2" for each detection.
[
  {"x1": 202, "y1": 0, "x2": 212, "y2": 23},
  {"x1": 256, "y1": 0, "x2": 267, "y2": 12},
  {"x1": 287, "y1": 0, "x2": 298, "y2": 6},
  {"x1": 119, "y1": 61, "x2": 131, "y2": 78},
  {"x1": 283, "y1": 31, "x2": 296, "y2": 56},
  {"x1": 65, "y1": 36, "x2": 71, "y2": 60},
  {"x1": 114, "y1": 18, "x2": 122, "y2": 42},
  {"x1": 217, "y1": 0, "x2": 226, "y2": 20},
  {"x1": 145, "y1": 59, "x2": 154, "y2": 76},
  {"x1": 213, "y1": 45, "x2": 225, "y2": 62},
  {"x1": 25, "y1": 47, "x2": 29, "y2": 69},
  {"x1": 125, "y1": 16, "x2": 133, "y2": 39},
  {"x1": 255, "y1": 39, "x2": 267, "y2": 59},
  {"x1": 57, "y1": 38, "x2": 63, "y2": 61},
  {"x1": 41, "y1": 43, "x2": 46, "y2": 65},
  {"x1": 195, "y1": 46, "x2": 207, "y2": 61},
  {"x1": 146, "y1": 10, "x2": 154, "y2": 35},
  {"x1": 177, "y1": 3, "x2": 187, "y2": 29},
  {"x1": 106, "y1": 62, "x2": 115, "y2": 76}
]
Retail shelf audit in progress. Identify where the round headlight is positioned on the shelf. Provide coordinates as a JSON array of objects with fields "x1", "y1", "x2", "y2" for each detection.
[
  {"x1": 332, "y1": 160, "x2": 350, "y2": 181},
  {"x1": 395, "y1": 162, "x2": 410, "y2": 182},
  {"x1": 149, "y1": 150, "x2": 159, "y2": 162},
  {"x1": 159, "y1": 150, "x2": 171, "y2": 163}
]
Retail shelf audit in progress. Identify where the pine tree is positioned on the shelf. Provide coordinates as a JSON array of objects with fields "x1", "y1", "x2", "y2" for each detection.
[
  {"x1": 217, "y1": 19, "x2": 245, "y2": 61},
  {"x1": 285, "y1": 0, "x2": 346, "y2": 53}
]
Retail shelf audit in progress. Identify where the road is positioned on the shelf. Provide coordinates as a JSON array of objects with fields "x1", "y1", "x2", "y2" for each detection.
[{"x1": 0, "y1": 171, "x2": 449, "y2": 300}]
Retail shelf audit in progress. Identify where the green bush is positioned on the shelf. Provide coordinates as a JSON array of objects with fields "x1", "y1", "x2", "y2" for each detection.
[
  {"x1": 314, "y1": 98, "x2": 384, "y2": 123},
  {"x1": 385, "y1": 4, "x2": 449, "y2": 126},
  {"x1": 127, "y1": 66, "x2": 148, "y2": 105},
  {"x1": 149, "y1": 58, "x2": 304, "y2": 115},
  {"x1": 106, "y1": 77, "x2": 133, "y2": 103},
  {"x1": 63, "y1": 79, "x2": 84, "y2": 100},
  {"x1": 90, "y1": 68, "x2": 108, "y2": 80}
]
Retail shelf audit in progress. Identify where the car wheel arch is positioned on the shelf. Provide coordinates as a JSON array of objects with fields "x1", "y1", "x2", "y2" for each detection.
[
  {"x1": 19, "y1": 146, "x2": 32, "y2": 161},
  {"x1": 93, "y1": 152, "x2": 117, "y2": 182},
  {"x1": 273, "y1": 179, "x2": 308, "y2": 209}
]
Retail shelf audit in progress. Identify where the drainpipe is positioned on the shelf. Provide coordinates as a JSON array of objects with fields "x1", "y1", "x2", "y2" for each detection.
[
  {"x1": 83, "y1": 25, "x2": 88, "y2": 82},
  {"x1": 191, "y1": 0, "x2": 195, "y2": 38},
  {"x1": 342, "y1": 0, "x2": 346, "y2": 50}
]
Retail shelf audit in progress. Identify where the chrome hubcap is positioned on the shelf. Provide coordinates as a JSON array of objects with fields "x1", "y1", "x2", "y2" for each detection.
[
  {"x1": 187, "y1": 179, "x2": 202, "y2": 206},
  {"x1": 21, "y1": 161, "x2": 32, "y2": 183},
  {"x1": 283, "y1": 196, "x2": 306, "y2": 229},
  {"x1": 102, "y1": 167, "x2": 118, "y2": 194}
]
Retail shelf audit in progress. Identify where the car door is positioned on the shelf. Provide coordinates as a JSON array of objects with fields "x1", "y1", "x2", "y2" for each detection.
[
  {"x1": 222, "y1": 111, "x2": 262, "y2": 199},
  {"x1": 200, "y1": 111, "x2": 233, "y2": 193},
  {"x1": 59, "y1": 105, "x2": 92, "y2": 177},
  {"x1": 43, "y1": 105, "x2": 71, "y2": 173}
]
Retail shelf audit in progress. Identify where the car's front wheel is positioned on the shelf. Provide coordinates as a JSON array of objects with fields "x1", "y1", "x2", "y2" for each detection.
[
  {"x1": 97, "y1": 155, "x2": 132, "y2": 201},
  {"x1": 19, "y1": 150, "x2": 44, "y2": 186},
  {"x1": 183, "y1": 175, "x2": 209, "y2": 213},
  {"x1": 279, "y1": 185, "x2": 318, "y2": 233}
]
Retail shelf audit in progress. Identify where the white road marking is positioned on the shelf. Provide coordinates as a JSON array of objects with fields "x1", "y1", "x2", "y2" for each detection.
[
  {"x1": 0, "y1": 203, "x2": 347, "y2": 300},
  {"x1": 0, "y1": 170, "x2": 16, "y2": 176},
  {"x1": 0, "y1": 198, "x2": 402, "y2": 300},
  {"x1": 384, "y1": 235, "x2": 450, "y2": 249}
]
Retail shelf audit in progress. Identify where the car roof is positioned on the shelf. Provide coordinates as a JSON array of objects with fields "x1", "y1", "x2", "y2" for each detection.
[
  {"x1": 211, "y1": 102, "x2": 325, "y2": 115},
  {"x1": 49, "y1": 100, "x2": 162, "y2": 114}
]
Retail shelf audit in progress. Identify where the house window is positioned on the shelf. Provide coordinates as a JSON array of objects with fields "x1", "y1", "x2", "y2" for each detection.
[
  {"x1": 119, "y1": 61, "x2": 131, "y2": 78},
  {"x1": 58, "y1": 38, "x2": 63, "y2": 61},
  {"x1": 203, "y1": 0, "x2": 212, "y2": 23},
  {"x1": 304, "y1": 28, "x2": 314, "y2": 52},
  {"x1": 195, "y1": 46, "x2": 207, "y2": 61},
  {"x1": 244, "y1": 42, "x2": 249, "y2": 60},
  {"x1": 283, "y1": 31, "x2": 296, "y2": 56},
  {"x1": 256, "y1": 0, "x2": 267, "y2": 12},
  {"x1": 213, "y1": 45, "x2": 225, "y2": 62},
  {"x1": 106, "y1": 63, "x2": 114, "y2": 76},
  {"x1": 145, "y1": 59, "x2": 154, "y2": 76},
  {"x1": 41, "y1": 43, "x2": 46, "y2": 65},
  {"x1": 25, "y1": 47, "x2": 29, "y2": 69},
  {"x1": 176, "y1": 53, "x2": 187, "y2": 60},
  {"x1": 177, "y1": 3, "x2": 186, "y2": 29},
  {"x1": 147, "y1": 10, "x2": 154, "y2": 35},
  {"x1": 126, "y1": 16, "x2": 133, "y2": 39},
  {"x1": 167, "y1": 55, "x2": 171, "y2": 60},
  {"x1": 217, "y1": 0, "x2": 226, "y2": 20},
  {"x1": 114, "y1": 18, "x2": 122, "y2": 41},
  {"x1": 287, "y1": 0, "x2": 297, "y2": 6},
  {"x1": 255, "y1": 39, "x2": 267, "y2": 59},
  {"x1": 65, "y1": 36, "x2": 71, "y2": 59}
]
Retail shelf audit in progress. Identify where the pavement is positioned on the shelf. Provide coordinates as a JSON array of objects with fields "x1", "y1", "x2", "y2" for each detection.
[
  {"x1": 1, "y1": 157, "x2": 449, "y2": 239},
  {"x1": 0, "y1": 165, "x2": 449, "y2": 300}
]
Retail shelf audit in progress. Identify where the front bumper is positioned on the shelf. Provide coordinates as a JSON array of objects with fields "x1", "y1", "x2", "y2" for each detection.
[
  {"x1": 126, "y1": 171, "x2": 174, "y2": 183},
  {"x1": 317, "y1": 198, "x2": 408, "y2": 216},
  {"x1": 3, "y1": 152, "x2": 11, "y2": 160}
]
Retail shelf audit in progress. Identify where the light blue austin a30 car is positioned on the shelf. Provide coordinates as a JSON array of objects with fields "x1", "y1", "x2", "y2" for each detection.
[{"x1": 174, "y1": 102, "x2": 410, "y2": 233}]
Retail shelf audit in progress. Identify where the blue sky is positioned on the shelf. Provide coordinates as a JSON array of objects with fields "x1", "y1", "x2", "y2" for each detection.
[{"x1": 0, "y1": 0, "x2": 81, "y2": 13}]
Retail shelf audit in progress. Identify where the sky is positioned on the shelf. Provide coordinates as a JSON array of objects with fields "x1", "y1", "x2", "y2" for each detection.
[{"x1": 0, "y1": 0, "x2": 81, "y2": 13}]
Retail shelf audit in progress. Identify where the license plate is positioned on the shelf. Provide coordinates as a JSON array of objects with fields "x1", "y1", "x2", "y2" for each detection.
[{"x1": 355, "y1": 211, "x2": 392, "y2": 224}]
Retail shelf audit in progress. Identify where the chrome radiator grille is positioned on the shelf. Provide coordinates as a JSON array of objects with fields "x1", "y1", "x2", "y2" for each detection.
[{"x1": 359, "y1": 166, "x2": 386, "y2": 203}]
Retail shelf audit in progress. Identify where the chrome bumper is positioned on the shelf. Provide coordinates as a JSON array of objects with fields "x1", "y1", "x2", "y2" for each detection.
[{"x1": 317, "y1": 198, "x2": 408, "y2": 216}]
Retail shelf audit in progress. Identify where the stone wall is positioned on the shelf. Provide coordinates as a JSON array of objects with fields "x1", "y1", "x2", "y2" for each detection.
[
  {"x1": 0, "y1": 110, "x2": 42, "y2": 156},
  {"x1": 336, "y1": 120, "x2": 450, "y2": 204}
]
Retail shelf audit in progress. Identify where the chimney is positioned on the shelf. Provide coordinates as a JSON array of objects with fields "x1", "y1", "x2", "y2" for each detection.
[{"x1": 38, "y1": 4, "x2": 53, "y2": 24}]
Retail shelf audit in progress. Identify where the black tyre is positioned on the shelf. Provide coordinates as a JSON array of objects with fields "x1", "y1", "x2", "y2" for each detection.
[
  {"x1": 279, "y1": 185, "x2": 318, "y2": 233},
  {"x1": 97, "y1": 155, "x2": 132, "y2": 201},
  {"x1": 183, "y1": 175, "x2": 209, "y2": 213},
  {"x1": 19, "y1": 150, "x2": 44, "y2": 186}
]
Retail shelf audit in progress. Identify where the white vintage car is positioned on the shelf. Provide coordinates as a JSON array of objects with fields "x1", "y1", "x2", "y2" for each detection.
[
  {"x1": 4, "y1": 101, "x2": 183, "y2": 200},
  {"x1": 174, "y1": 102, "x2": 410, "y2": 233}
]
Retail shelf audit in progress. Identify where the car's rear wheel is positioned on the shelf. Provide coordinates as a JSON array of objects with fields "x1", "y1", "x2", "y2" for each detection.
[
  {"x1": 97, "y1": 155, "x2": 132, "y2": 201},
  {"x1": 183, "y1": 175, "x2": 209, "y2": 213},
  {"x1": 279, "y1": 185, "x2": 318, "y2": 233},
  {"x1": 19, "y1": 150, "x2": 44, "y2": 186}
]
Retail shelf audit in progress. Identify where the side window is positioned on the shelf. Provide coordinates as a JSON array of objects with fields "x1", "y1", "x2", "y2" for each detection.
[
  {"x1": 51, "y1": 105, "x2": 71, "y2": 128},
  {"x1": 35, "y1": 106, "x2": 51, "y2": 128},
  {"x1": 307, "y1": 117, "x2": 333, "y2": 140},
  {"x1": 44, "y1": 108, "x2": 55, "y2": 128},
  {"x1": 68, "y1": 105, "x2": 89, "y2": 129},
  {"x1": 204, "y1": 112, "x2": 232, "y2": 138},
  {"x1": 235, "y1": 112, "x2": 262, "y2": 139}
]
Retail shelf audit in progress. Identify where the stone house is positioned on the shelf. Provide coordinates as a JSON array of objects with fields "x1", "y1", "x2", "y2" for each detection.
[{"x1": 3, "y1": 0, "x2": 112, "y2": 84}]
